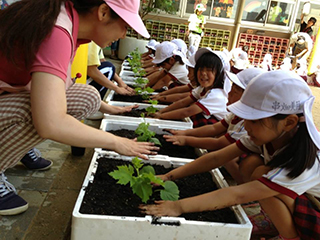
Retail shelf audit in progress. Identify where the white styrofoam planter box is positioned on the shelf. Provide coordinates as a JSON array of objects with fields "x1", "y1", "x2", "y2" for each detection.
[
  {"x1": 96, "y1": 118, "x2": 199, "y2": 161},
  {"x1": 104, "y1": 101, "x2": 192, "y2": 128},
  {"x1": 72, "y1": 153, "x2": 252, "y2": 240}
]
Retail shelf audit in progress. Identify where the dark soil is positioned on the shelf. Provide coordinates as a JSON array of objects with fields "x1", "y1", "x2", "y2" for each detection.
[
  {"x1": 80, "y1": 158, "x2": 238, "y2": 224},
  {"x1": 107, "y1": 129, "x2": 198, "y2": 159},
  {"x1": 118, "y1": 108, "x2": 154, "y2": 117},
  {"x1": 112, "y1": 93, "x2": 169, "y2": 105}
]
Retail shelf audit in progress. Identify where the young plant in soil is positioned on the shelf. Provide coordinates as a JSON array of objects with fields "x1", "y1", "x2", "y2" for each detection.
[
  {"x1": 109, "y1": 157, "x2": 179, "y2": 203},
  {"x1": 134, "y1": 86, "x2": 155, "y2": 100},
  {"x1": 135, "y1": 115, "x2": 161, "y2": 146},
  {"x1": 145, "y1": 100, "x2": 159, "y2": 116}
]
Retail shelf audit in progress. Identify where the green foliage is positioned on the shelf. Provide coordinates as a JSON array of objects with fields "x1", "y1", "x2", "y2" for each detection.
[
  {"x1": 135, "y1": 117, "x2": 161, "y2": 146},
  {"x1": 135, "y1": 86, "x2": 155, "y2": 100},
  {"x1": 109, "y1": 157, "x2": 179, "y2": 203},
  {"x1": 145, "y1": 100, "x2": 159, "y2": 115},
  {"x1": 140, "y1": 0, "x2": 177, "y2": 19}
]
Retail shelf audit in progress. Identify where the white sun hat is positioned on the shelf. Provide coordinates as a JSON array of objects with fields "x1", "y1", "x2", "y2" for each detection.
[
  {"x1": 195, "y1": 47, "x2": 230, "y2": 72},
  {"x1": 146, "y1": 39, "x2": 159, "y2": 50},
  {"x1": 234, "y1": 51, "x2": 248, "y2": 70},
  {"x1": 152, "y1": 41, "x2": 178, "y2": 64},
  {"x1": 195, "y1": 3, "x2": 206, "y2": 12},
  {"x1": 171, "y1": 39, "x2": 188, "y2": 56},
  {"x1": 185, "y1": 53, "x2": 196, "y2": 68},
  {"x1": 226, "y1": 68, "x2": 266, "y2": 90},
  {"x1": 228, "y1": 70, "x2": 320, "y2": 149}
]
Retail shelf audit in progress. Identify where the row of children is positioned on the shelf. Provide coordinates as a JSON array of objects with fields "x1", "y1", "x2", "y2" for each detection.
[{"x1": 133, "y1": 38, "x2": 320, "y2": 240}]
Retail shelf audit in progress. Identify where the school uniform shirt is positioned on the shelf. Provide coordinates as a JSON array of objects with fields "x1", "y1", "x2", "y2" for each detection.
[
  {"x1": 168, "y1": 62, "x2": 189, "y2": 85},
  {"x1": 236, "y1": 135, "x2": 320, "y2": 199},
  {"x1": 220, "y1": 113, "x2": 246, "y2": 143},
  {"x1": 0, "y1": 1, "x2": 89, "y2": 94},
  {"x1": 190, "y1": 86, "x2": 228, "y2": 120}
]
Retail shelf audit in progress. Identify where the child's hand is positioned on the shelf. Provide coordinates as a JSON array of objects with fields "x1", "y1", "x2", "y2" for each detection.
[
  {"x1": 153, "y1": 112, "x2": 161, "y2": 119},
  {"x1": 139, "y1": 200, "x2": 182, "y2": 217},
  {"x1": 163, "y1": 135, "x2": 186, "y2": 146},
  {"x1": 163, "y1": 129, "x2": 186, "y2": 136}
]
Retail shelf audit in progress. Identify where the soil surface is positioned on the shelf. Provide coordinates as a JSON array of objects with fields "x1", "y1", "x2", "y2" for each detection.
[
  {"x1": 118, "y1": 108, "x2": 155, "y2": 117},
  {"x1": 112, "y1": 93, "x2": 169, "y2": 105},
  {"x1": 107, "y1": 129, "x2": 198, "y2": 159},
  {"x1": 80, "y1": 158, "x2": 238, "y2": 224}
]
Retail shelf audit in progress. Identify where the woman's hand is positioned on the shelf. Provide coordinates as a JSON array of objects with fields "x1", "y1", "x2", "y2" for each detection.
[
  {"x1": 114, "y1": 137, "x2": 159, "y2": 160},
  {"x1": 122, "y1": 104, "x2": 139, "y2": 113},
  {"x1": 139, "y1": 200, "x2": 183, "y2": 217},
  {"x1": 163, "y1": 135, "x2": 187, "y2": 146}
]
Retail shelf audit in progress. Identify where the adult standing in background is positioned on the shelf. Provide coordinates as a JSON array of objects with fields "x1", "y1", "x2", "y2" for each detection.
[
  {"x1": 300, "y1": 12, "x2": 317, "y2": 37},
  {"x1": 187, "y1": 3, "x2": 206, "y2": 51}
]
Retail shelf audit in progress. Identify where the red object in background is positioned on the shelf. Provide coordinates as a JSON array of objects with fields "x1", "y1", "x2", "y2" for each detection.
[{"x1": 75, "y1": 73, "x2": 82, "y2": 79}]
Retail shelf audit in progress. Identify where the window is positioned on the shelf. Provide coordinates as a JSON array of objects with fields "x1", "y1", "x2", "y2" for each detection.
[
  {"x1": 242, "y1": 0, "x2": 294, "y2": 27},
  {"x1": 186, "y1": 0, "x2": 238, "y2": 19}
]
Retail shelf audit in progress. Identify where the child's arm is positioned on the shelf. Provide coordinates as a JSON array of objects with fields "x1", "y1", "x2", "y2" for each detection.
[
  {"x1": 157, "y1": 103, "x2": 202, "y2": 120},
  {"x1": 166, "y1": 122, "x2": 227, "y2": 137},
  {"x1": 157, "y1": 96, "x2": 195, "y2": 114},
  {"x1": 154, "y1": 85, "x2": 191, "y2": 98},
  {"x1": 146, "y1": 69, "x2": 167, "y2": 88},
  {"x1": 162, "y1": 143, "x2": 244, "y2": 181},
  {"x1": 164, "y1": 135, "x2": 230, "y2": 150},
  {"x1": 157, "y1": 92, "x2": 190, "y2": 103},
  {"x1": 141, "y1": 180, "x2": 278, "y2": 217}
]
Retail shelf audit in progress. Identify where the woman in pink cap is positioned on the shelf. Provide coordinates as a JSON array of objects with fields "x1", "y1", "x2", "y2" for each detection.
[{"x1": 0, "y1": 0, "x2": 157, "y2": 216}]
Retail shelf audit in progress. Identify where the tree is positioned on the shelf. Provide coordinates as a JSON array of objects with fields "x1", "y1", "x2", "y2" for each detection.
[{"x1": 140, "y1": 0, "x2": 177, "y2": 19}]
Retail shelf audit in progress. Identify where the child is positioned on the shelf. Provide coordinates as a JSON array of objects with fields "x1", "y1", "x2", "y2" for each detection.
[
  {"x1": 261, "y1": 53, "x2": 273, "y2": 71},
  {"x1": 141, "y1": 39, "x2": 159, "y2": 70},
  {"x1": 151, "y1": 53, "x2": 197, "y2": 103},
  {"x1": 154, "y1": 48, "x2": 229, "y2": 128},
  {"x1": 147, "y1": 41, "x2": 189, "y2": 91},
  {"x1": 141, "y1": 70, "x2": 320, "y2": 240},
  {"x1": 164, "y1": 68, "x2": 265, "y2": 183}
]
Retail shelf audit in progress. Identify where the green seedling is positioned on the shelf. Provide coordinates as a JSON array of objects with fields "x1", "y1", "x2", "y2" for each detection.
[
  {"x1": 145, "y1": 100, "x2": 159, "y2": 115},
  {"x1": 135, "y1": 86, "x2": 155, "y2": 100},
  {"x1": 133, "y1": 77, "x2": 149, "y2": 88},
  {"x1": 135, "y1": 115, "x2": 161, "y2": 146},
  {"x1": 109, "y1": 157, "x2": 179, "y2": 203}
]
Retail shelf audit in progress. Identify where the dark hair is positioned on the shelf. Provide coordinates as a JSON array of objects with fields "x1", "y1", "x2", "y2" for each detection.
[
  {"x1": 309, "y1": 17, "x2": 317, "y2": 25},
  {"x1": 194, "y1": 52, "x2": 225, "y2": 89},
  {"x1": 0, "y1": 0, "x2": 110, "y2": 69},
  {"x1": 267, "y1": 114, "x2": 319, "y2": 178}
]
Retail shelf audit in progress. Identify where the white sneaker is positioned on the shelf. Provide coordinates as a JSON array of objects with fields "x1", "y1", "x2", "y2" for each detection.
[{"x1": 86, "y1": 111, "x2": 104, "y2": 120}]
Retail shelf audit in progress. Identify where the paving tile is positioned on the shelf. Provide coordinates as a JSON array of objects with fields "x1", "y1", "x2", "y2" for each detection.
[
  {"x1": 6, "y1": 175, "x2": 53, "y2": 192},
  {"x1": 0, "y1": 206, "x2": 38, "y2": 240}
]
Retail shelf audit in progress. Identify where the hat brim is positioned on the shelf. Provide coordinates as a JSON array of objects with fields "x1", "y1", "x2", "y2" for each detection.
[
  {"x1": 225, "y1": 71, "x2": 245, "y2": 89},
  {"x1": 108, "y1": 4, "x2": 150, "y2": 39},
  {"x1": 227, "y1": 100, "x2": 276, "y2": 120}
]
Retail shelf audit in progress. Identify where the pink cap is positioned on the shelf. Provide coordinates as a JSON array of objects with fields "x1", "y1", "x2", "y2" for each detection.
[{"x1": 104, "y1": 0, "x2": 150, "y2": 38}]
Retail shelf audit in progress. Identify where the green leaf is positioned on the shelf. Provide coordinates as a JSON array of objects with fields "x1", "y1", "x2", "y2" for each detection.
[
  {"x1": 140, "y1": 165, "x2": 155, "y2": 175},
  {"x1": 132, "y1": 157, "x2": 143, "y2": 171},
  {"x1": 150, "y1": 137, "x2": 161, "y2": 146},
  {"x1": 132, "y1": 177, "x2": 153, "y2": 203},
  {"x1": 108, "y1": 165, "x2": 134, "y2": 185},
  {"x1": 160, "y1": 181, "x2": 179, "y2": 201}
]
